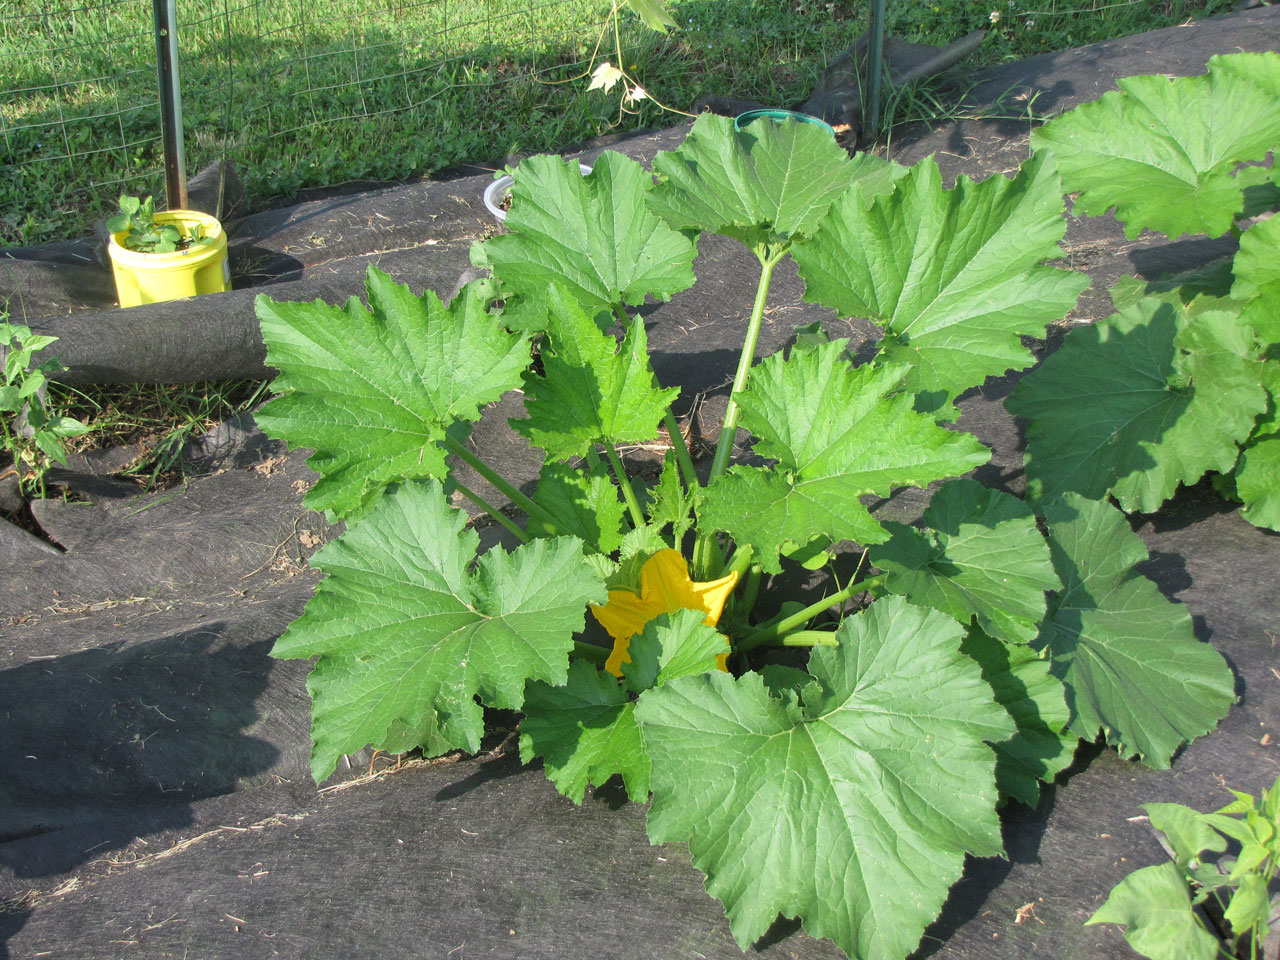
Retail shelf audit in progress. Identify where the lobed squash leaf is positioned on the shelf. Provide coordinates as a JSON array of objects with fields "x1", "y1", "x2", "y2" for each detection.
[
  {"x1": 271, "y1": 480, "x2": 605, "y2": 781},
  {"x1": 255, "y1": 267, "x2": 530, "y2": 518},
  {"x1": 1036, "y1": 495, "x2": 1235, "y2": 767},
  {"x1": 793, "y1": 152, "x2": 1088, "y2": 417},
  {"x1": 635, "y1": 596, "x2": 1013, "y2": 960},
  {"x1": 697, "y1": 335, "x2": 990, "y2": 572},
  {"x1": 1031, "y1": 51, "x2": 1280, "y2": 240}
]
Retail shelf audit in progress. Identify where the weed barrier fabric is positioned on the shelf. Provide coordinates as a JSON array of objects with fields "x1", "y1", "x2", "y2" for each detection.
[{"x1": 3, "y1": 9, "x2": 1280, "y2": 959}]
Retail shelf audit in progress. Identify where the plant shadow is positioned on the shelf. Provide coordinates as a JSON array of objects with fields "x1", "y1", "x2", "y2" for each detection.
[{"x1": 0, "y1": 627, "x2": 280, "y2": 883}]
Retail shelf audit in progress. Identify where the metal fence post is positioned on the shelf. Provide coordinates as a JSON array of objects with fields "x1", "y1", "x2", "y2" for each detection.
[
  {"x1": 866, "y1": 0, "x2": 886, "y2": 138},
  {"x1": 154, "y1": 0, "x2": 188, "y2": 210}
]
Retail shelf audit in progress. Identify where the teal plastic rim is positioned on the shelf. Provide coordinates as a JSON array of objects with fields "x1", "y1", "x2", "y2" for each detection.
[{"x1": 733, "y1": 109, "x2": 836, "y2": 135}]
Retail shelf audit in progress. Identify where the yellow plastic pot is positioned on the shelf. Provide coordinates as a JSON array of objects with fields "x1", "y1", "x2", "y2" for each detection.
[{"x1": 108, "y1": 210, "x2": 231, "y2": 308}]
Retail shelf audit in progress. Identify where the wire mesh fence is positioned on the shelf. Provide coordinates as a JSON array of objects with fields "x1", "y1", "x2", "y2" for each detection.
[
  {"x1": 2, "y1": 0, "x2": 1237, "y2": 248},
  {"x1": 1, "y1": 0, "x2": 613, "y2": 246}
]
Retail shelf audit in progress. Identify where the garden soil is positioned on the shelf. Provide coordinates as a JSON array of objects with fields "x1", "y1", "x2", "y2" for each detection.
[{"x1": 2, "y1": 8, "x2": 1279, "y2": 958}]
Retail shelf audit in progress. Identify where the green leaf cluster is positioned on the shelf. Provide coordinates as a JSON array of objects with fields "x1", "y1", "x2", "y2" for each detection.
[
  {"x1": 1088, "y1": 773, "x2": 1280, "y2": 960},
  {"x1": 249, "y1": 72, "x2": 1259, "y2": 958},
  {"x1": 106, "y1": 194, "x2": 210, "y2": 253},
  {"x1": 1017, "y1": 51, "x2": 1280, "y2": 530},
  {"x1": 1, "y1": 318, "x2": 91, "y2": 499}
]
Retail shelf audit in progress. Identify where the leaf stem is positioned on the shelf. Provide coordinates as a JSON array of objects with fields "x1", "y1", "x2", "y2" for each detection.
[
  {"x1": 738, "y1": 563, "x2": 762, "y2": 615},
  {"x1": 723, "y1": 544, "x2": 756, "y2": 580},
  {"x1": 573, "y1": 640, "x2": 610, "y2": 667},
  {"x1": 663, "y1": 408, "x2": 700, "y2": 490},
  {"x1": 737, "y1": 578, "x2": 860, "y2": 652},
  {"x1": 691, "y1": 246, "x2": 785, "y2": 580},
  {"x1": 451, "y1": 480, "x2": 528, "y2": 543},
  {"x1": 776, "y1": 630, "x2": 839, "y2": 647},
  {"x1": 603, "y1": 442, "x2": 646, "y2": 529},
  {"x1": 442, "y1": 435, "x2": 560, "y2": 532},
  {"x1": 706, "y1": 247, "x2": 785, "y2": 484}
]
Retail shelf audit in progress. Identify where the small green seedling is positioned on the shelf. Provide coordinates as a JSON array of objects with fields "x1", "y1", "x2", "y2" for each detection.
[
  {"x1": 106, "y1": 194, "x2": 208, "y2": 253},
  {"x1": 1089, "y1": 773, "x2": 1280, "y2": 960},
  {"x1": 1, "y1": 317, "x2": 91, "y2": 500}
]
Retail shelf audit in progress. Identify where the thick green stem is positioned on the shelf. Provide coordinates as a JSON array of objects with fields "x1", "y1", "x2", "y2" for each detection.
[
  {"x1": 737, "y1": 579, "x2": 860, "y2": 653},
  {"x1": 603, "y1": 442, "x2": 646, "y2": 529},
  {"x1": 692, "y1": 246, "x2": 785, "y2": 580},
  {"x1": 706, "y1": 246, "x2": 784, "y2": 483},
  {"x1": 737, "y1": 564, "x2": 762, "y2": 615},
  {"x1": 573, "y1": 641, "x2": 609, "y2": 667},
  {"x1": 662, "y1": 409, "x2": 700, "y2": 490},
  {"x1": 777, "y1": 630, "x2": 839, "y2": 647},
  {"x1": 452, "y1": 480, "x2": 528, "y2": 544},
  {"x1": 723, "y1": 544, "x2": 755, "y2": 580},
  {"x1": 443, "y1": 435, "x2": 560, "y2": 533}
]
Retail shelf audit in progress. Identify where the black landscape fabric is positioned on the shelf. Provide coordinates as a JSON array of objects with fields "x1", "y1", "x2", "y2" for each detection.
[{"x1": 2, "y1": 8, "x2": 1279, "y2": 959}]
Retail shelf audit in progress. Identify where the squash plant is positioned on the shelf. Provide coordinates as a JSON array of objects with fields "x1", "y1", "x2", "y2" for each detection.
[{"x1": 250, "y1": 52, "x2": 1277, "y2": 960}]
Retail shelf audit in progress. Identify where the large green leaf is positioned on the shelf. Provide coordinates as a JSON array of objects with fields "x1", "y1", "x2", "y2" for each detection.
[
  {"x1": 698, "y1": 336, "x2": 990, "y2": 572},
  {"x1": 793, "y1": 152, "x2": 1088, "y2": 415},
  {"x1": 271, "y1": 480, "x2": 605, "y2": 781},
  {"x1": 1037, "y1": 495, "x2": 1235, "y2": 767},
  {"x1": 1087, "y1": 862, "x2": 1219, "y2": 960},
  {"x1": 255, "y1": 268, "x2": 530, "y2": 517},
  {"x1": 1008, "y1": 297, "x2": 1269, "y2": 512},
  {"x1": 481, "y1": 151, "x2": 697, "y2": 311},
  {"x1": 519, "y1": 609, "x2": 727, "y2": 804},
  {"x1": 1031, "y1": 51, "x2": 1280, "y2": 240},
  {"x1": 1232, "y1": 208, "x2": 1280, "y2": 345},
  {"x1": 647, "y1": 113, "x2": 902, "y2": 252},
  {"x1": 961, "y1": 626, "x2": 1074, "y2": 807},
  {"x1": 511, "y1": 284, "x2": 679, "y2": 460},
  {"x1": 636, "y1": 597, "x2": 1013, "y2": 960},
  {"x1": 871, "y1": 479, "x2": 1060, "y2": 645}
]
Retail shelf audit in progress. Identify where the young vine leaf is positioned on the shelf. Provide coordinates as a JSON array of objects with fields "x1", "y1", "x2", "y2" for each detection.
[
  {"x1": 698, "y1": 335, "x2": 990, "y2": 573},
  {"x1": 271, "y1": 480, "x2": 605, "y2": 781},
  {"x1": 1030, "y1": 51, "x2": 1280, "y2": 240},
  {"x1": 254, "y1": 268, "x2": 530, "y2": 517},
  {"x1": 1008, "y1": 297, "x2": 1268, "y2": 512},
  {"x1": 793, "y1": 152, "x2": 1089, "y2": 417},
  {"x1": 512, "y1": 284, "x2": 679, "y2": 460},
  {"x1": 635, "y1": 597, "x2": 1013, "y2": 960},
  {"x1": 1086, "y1": 862, "x2": 1220, "y2": 960},
  {"x1": 623, "y1": 0, "x2": 676, "y2": 31},
  {"x1": 482, "y1": 151, "x2": 697, "y2": 312},
  {"x1": 1036, "y1": 494, "x2": 1235, "y2": 767}
]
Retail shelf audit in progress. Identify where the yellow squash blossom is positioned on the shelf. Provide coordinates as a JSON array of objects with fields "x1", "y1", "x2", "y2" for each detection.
[{"x1": 590, "y1": 549, "x2": 739, "y2": 677}]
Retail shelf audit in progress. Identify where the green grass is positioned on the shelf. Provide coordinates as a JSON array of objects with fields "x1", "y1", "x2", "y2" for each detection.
[
  {"x1": 45, "y1": 378, "x2": 271, "y2": 488},
  {"x1": 1, "y1": 0, "x2": 1235, "y2": 247}
]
